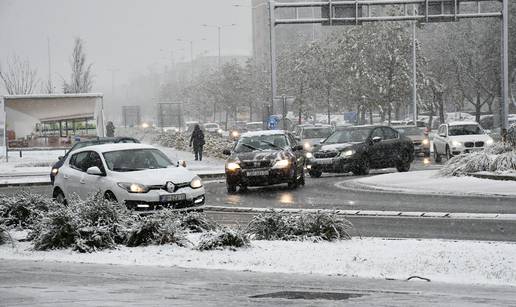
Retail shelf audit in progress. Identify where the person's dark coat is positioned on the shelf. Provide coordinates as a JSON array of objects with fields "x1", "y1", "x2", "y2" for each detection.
[{"x1": 190, "y1": 125, "x2": 205, "y2": 147}]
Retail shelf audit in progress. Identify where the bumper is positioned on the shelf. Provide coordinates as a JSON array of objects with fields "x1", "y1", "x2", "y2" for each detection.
[
  {"x1": 117, "y1": 186, "x2": 205, "y2": 211},
  {"x1": 414, "y1": 144, "x2": 431, "y2": 155},
  {"x1": 451, "y1": 147, "x2": 485, "y2": 156},
  {"x1": 308, "y1": 157, "x2": 356, "y2": 173},
  {"x1": 226, "y1": 167, "x2": 295, "y2": 186}
]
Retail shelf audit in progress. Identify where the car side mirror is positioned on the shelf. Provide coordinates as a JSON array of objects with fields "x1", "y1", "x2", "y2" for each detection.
[
  {"x1": 292, "y1": 144, "x2": 304, "y2": 151},
  {"x1": 319, "y1": 138, "x2": 325, "y2": 144},
  {"x1": 222, "y1": 149, "x2": 231, "y2": 155},
  {"x1": 86, "y1": 166, "x2": 103, "y2": 176},
  {"x1": 372, "y1": 136, "x2": 382, "y2": 143}
]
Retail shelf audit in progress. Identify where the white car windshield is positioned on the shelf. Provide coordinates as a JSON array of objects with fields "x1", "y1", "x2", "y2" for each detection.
[
  {"x1": 234, "y1": 134, "x2": 287, "y2": 152},
  {"x1": 448, "y1": 125, "x2": 482, "y2": 136},
  {"x1": 103, "y1": 149, "x2": 173, "y2": 172},
  {"x1": 324, "y1": 128, "x2": 372, "y2": 144}
]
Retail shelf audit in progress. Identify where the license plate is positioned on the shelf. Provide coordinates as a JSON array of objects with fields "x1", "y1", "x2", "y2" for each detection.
[
  {"x1": 246, "y1": 170, "x2": 269, "y2": 176},
  {"x1": 316, "y1": 159, "x2": 333, "y2": 165},
  {"x1": 160, "y1": 194, "x2": 186, "y2": 203}
]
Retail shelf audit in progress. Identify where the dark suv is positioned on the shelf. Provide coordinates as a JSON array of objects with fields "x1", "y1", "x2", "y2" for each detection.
[
  {"x1": 50, "y1": 137, "x2": 139, "y2": 183},
  {"x1": 223, "y1": 130, "x2": 306, "y2": 193},
  {"x1": 307, "y1": 125, "x2": 414, "y2": 177}
]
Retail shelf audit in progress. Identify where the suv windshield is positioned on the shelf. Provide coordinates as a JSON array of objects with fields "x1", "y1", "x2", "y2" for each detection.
[
  {"x1": 234, "y1": 134, "x2": 287, "y2": 152},
  {"x1": 448, "y1": 125, "x2": 482, "y2": 136},
  {"x1": 103, "y1": 149, "x2": 173, "y2": 172},
  {"x1": 302, "y1": 128, "x2": 333, "y2": 139},
  {"x1": 324, "y1": 128, "x2": 372, "y2": 144}
]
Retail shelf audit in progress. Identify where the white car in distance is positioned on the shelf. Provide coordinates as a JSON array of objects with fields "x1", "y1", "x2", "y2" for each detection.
[
  {"x1": 433, "y1": 121, "x2": 494, "y2": 162},
  {"x1": 53, "y1": 143, "x2": 205, "y2": 210}
]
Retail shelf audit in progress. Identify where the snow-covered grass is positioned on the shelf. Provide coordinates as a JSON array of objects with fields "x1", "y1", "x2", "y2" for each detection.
[
  {"x1": 351, "y1": 170, "x2": 516, "y2": 197},
  {"x1": 1, "y1": 234, "x2": 515, "y2": 286}
]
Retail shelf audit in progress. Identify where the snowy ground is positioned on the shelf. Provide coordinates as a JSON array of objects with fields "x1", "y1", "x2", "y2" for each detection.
[
  {"x1": 1, "y1": 234, "x2": 515, "y2": 287},
  {"x1": 347, "y1": 170, "x2": 516, "y2": 197}
]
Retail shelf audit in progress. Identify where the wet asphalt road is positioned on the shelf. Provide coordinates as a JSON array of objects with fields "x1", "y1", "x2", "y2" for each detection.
[{"x1": 2, "y1": 259, "x2": 516, "y2": 306}]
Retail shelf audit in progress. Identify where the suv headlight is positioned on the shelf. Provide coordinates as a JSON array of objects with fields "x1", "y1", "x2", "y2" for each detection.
[
  {"x1": 303, "y1": 142, "x2": 312, "y2": 151},
  {"x1": 452, "y1": 140, "x2": 462, "y2": 147},
  {"x1": 272, "y1": 159, "x2": 290, "y2": 169},
  {"x1": 226, "y1": 161, "x2": 241, "y2": 171},
  {"x1": 190, "y1": 176, "x2": 203, "y2": 189},
  {"x1": 305, "y1": 152, "x2": 313, "y2": 159},
  {"x1": 340, "y1": 149, "x2": 355, "y2": 157},
  {"x1": 422, "y1": 138, "x2": 429, "y2": 145},
  {"x1": 117, "y1": 182, "x2": 148, "y2": 193}
]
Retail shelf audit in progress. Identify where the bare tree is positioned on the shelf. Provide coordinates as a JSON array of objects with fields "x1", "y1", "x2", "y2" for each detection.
[
  {"x1": 0, "y1": 55, "x2": 39, "y2": 95},
  {"x1": 63, "y1": 37, "x2": 93, "y2": 93}
]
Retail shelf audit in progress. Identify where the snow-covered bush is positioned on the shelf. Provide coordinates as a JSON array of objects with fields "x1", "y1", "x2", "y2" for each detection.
[
  {"x1": 197, "y1": 228, "x2": 250, "y2": 251},
  {"x1": 439, "y1": 142, "x2": 516, "y2": 177},
  {"x1": 0, "y1": 225, "x2": 8, "y2": 245},
  {"x1": 154, "y1": 130, "x2": 234, "y2": 159},
  {"x1": 178, "y1": 211, "x2": 219, "y2": 233},
  {"x1": 0, "y1": 191, "x2": 53, "y2": 228},
  {"x1": 126, "y1": 211, "x2": 187, "y2": 247},
  {"x1": 490, "y1": 151, "x2": 516, "y2": 172},
  {"x1": 246, "y1": 210, "x2": 352, "y2": 241},
  {"x1": 31, "y1": 193, "x2": 131, "y2": 252}
]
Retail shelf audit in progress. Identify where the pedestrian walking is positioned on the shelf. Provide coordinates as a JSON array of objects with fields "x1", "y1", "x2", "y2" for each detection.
[{"x1": 189, "y1": 124, "x2": 205, "y2": 161}]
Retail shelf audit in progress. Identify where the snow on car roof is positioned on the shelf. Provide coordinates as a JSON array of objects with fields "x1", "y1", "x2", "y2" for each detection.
[
  {"x1": 448, "y1": 121, "x2": 480, "y2": 126},
  {"x1": 240, "y1": 130, "x2": 286, "y2": 137},
  {"x1": 74, "y1": 143, "x2": 155, "y2": 153}
]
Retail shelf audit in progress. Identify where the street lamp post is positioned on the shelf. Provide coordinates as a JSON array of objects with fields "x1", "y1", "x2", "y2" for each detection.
[
  {"x1": 177, "y1": 38, "x2": 206, "y2": 80},
  {"x1": 201, "y1": 23, "x2": 236, "y2": 69}
]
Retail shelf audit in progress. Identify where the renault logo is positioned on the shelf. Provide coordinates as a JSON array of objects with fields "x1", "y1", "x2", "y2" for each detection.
[{"x1": 166, "y1": 182, "x2": 175, "y2": 193}]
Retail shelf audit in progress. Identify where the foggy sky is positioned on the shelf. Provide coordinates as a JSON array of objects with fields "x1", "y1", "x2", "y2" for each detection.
[{"x1": 0, "y1": 0, "x2": 253, "y2": 95}]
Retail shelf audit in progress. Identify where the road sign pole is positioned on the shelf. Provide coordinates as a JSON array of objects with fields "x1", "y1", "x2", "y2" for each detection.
[
  {"x1": 269, "y1": 0, "x2": 278, "y2": 115},
  {"x1": 412, "y1": 8, "x2": 417, "y2": 126},
  {"x1": 501, "y1": 0, "x2": 509, "y2": 136}
]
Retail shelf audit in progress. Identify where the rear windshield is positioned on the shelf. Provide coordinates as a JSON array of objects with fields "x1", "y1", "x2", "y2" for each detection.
[{"x1": 302, "y1": 128, "x2": 332, "y2": 139}]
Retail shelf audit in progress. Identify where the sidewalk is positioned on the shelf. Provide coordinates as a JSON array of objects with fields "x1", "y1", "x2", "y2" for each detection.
[
  {"x1": 344, "y1": 170, "x2": 516, "y2": 198},
  {"x1": 0, "y1": 146, "x2": 225, "y2": 186}
]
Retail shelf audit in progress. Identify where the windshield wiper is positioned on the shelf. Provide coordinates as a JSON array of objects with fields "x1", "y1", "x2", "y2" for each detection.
[
  {"x1": 260, "y1": 140, "x2": 281, "y2": 149},
  {"x1": 241, "y1": 143, "x2": 261, "y2": 151}
]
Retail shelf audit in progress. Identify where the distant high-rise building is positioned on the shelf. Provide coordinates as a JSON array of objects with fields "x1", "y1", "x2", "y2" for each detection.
[{"x1": 251, "y1": 0, "x2": 321, "y2": 68}]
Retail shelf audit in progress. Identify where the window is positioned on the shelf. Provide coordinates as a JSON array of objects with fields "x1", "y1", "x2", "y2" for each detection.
[
  {"x1": 287, "y1": 134, "x2": 297, "y2": 146},
  {"x1": 382, "y1": 127, "x2": 398, "y2": 140},
  {"x1": 70, "y1": 151, "x2": 90, "y2": 172},
  {"x1": 234, "y1": 134, "x2": 288, "y2": 153},
  {"x1": 87, "y1": 151, "x2": 105, "y2": 173},
  {"x1": 371, "y1": 128, "x2": 383, "y2": 139}
]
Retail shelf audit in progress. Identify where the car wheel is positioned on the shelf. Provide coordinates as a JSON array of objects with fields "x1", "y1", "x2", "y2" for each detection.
[
  {"x1": 445, "y1": 146, "x2": 452, "y2": 160},
  {"x1": 227, "y1": 184, "x2": 237, "y2": 194},
  {"x1": 396, "y1": 150, "x2": 411, "y2": 172},
  {"x1": 53, "y1": 189, "x2": 67, "y2": 205},
  {"x1": 352, "y1": 156, "x2": 370, "y2": 176},
  {"x1": 239, "y1": 185, "x2": 248, "y2": 192},
  {"x1": 308, "y1": 170, "x2": 322, "y2": 178},
  {"x1": 433, "y1": 145, "x2": 442, "y2": 163},
  {"x1": 104, "y1": 191, "x2": 118, "y2": 202}
]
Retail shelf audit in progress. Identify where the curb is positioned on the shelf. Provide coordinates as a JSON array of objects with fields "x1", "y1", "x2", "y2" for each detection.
[
  {"x1": 334, "y1": 179, "x2": 516, "y2": 200},
  {"x1": 0, "y1": 172, "x2": 226, "y2": 188},
  {"x1": 203, "y1": 205, "x2": 516, "y2": 221},
  {"x1": 470, "y1": 173, "x2": 516, "y2": 181}
]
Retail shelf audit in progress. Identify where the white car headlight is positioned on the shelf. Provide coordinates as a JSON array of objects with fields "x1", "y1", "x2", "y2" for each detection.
[
  {"x1": 51, "y1": 167, "x2": 59, "y2": 175},
  {"x1": 305, "y1": 152, "x2": 313, "y2": 159},
  {"x1": 226, "y1": 161, "x2": 241, "y2": 171},
  {"x1": 422, "y1": 139, "x2": 429, "y2": 145},
  {"x1": 190, "y1": 176, "x2": 203, "y2": 189},
  {"x1": 231, "y1": 131, "x2": 240, "y2": 138},
  {"x1": 340, "y1": 149, "x2": 355, "y2": 157},
  {"x1": 303, "y1": 142, "x2": 312, "y2": 151},
  {"x1": 272, "y1": 159, "x2": 290, "y2": 169},
  {"x1": 451, "y1": 140, "x2": 462, "y2": 147},
  {"x1": 486, "y1": 138, "x2": 494, "y2": 146},
  {"x1": 217, "y1": 129, "x2": 223, "y2": 134},
  {"x1": 117, "y1": 182, "x2": 148, "y2": 193}
]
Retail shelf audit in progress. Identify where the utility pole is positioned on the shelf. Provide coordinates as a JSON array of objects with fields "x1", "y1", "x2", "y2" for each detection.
[
  {"x1": 46, "y1": 37, "x2": 53, "y2": 93},
  {"x1": 201, "y1": 23, "x2": 236, "y2": 69},
  {"x1": 412, "y1": 5, "x2": 417, "y2": 126},
  {"x1": 500, "y1": 0, "x2": 509, "y2": 136}
]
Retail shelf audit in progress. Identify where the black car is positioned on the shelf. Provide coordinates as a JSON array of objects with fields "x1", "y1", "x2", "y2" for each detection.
[
  {"x1": 223, "y1": 130, "x2": 306, "y2": 193},
  {"x1": 50, "y1": 137, "x2": 139, "y2": 183},
  {"x1": 307, "y1": 125, "x2": 414, "y2": 177}
]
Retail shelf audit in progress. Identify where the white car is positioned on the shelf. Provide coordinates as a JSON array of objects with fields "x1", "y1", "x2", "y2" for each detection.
[
  {"x1": 433, "y1": 122, "x2": 494, "y2": 162},
  {"x1": 53, "y1": 143, "x2": 205, "y2": 210},
  {"x1": 203, "y1": 123, "x2": 222, "y2": 135}
]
